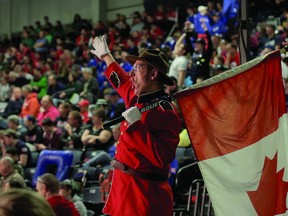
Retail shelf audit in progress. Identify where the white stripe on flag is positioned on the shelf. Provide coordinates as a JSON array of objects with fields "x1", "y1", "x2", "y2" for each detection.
[{"x1": 199, "y1": 114, "x2": 288, "y2": 216}]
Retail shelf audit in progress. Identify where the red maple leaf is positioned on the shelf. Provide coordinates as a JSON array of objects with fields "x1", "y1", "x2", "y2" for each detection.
[{"x1": 247, "y1": 152, "x2": 288, "y2": 216}]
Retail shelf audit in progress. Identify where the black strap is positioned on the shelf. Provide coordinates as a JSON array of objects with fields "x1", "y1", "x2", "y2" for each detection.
[
  {"x1": 111, "y1": 158, "x2": 168, "y2": 182},
  {"x1": 103, "y1": 101, "x2": 161, "y2": 128}
]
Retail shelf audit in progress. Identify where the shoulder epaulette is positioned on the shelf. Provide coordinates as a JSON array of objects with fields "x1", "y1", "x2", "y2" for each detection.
[{"x1": 159, "y1": 100, "x2": 174, "y2": 111}]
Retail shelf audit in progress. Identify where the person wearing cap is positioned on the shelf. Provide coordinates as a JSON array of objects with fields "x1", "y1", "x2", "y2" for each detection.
[
  {"x1": 91, "y1": 36, "x2": 182, "y2": 215},
  {"x1": 103, "y1": 87, "x2": 126, "y2": 121},
  {"x1": 193, "y1": 5, "x2": 211, "y2": 35},
  {"x1": 77, "y1": 99, "x2": 90, "y2": 124},
  {"x1": 210, "y1": 12, "x2": 227, "y2": 37},
  {"x1": 185, "y1": 22, "x2": 213, "y2": 83}
]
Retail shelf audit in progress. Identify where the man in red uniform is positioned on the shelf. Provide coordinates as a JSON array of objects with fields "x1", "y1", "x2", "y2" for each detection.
[{"x1": 91, "y1": 36, "x2": 182, "y2": 216}]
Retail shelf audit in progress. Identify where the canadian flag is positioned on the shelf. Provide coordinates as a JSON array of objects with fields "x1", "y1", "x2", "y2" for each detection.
[{"x1": 175, "y1": 50, "x2": 288, "y2": 216}]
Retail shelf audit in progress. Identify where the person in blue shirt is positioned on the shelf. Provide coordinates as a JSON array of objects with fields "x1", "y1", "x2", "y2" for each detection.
[
  {"x1": 210, "y1": 12, "x2": 227, "y2": 37},
  {"x1": 193, "y1": 6, "x2": 212, "y2": 35}
]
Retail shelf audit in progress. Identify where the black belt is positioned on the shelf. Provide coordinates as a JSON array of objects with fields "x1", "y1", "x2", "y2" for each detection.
[{"x1": 111, "y1": 158, "x2": 168, "y2": 182}]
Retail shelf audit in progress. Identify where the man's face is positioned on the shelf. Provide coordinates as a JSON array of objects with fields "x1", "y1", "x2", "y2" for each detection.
[
  {"x1": 67, "y1": 114, "x2": 76, "y2": 127},
  {"x1": 36, "y1": 180, "x2": 46, "y2": 197},
  {"x1": 3, "y1": 136, "x2": 13, "y2": 146},
  {"x1": 24, "y1": 118, "x2": 32, "y2": 128},
  {"x1": 41, "y1": 96, "x2": 50, "y2": 110},
  {"x1": 13, "y1": 88, "x2": 22, "y2": 99},
  {"x1": 130, "y1": 60, "x2": 152, "y2": 96}
]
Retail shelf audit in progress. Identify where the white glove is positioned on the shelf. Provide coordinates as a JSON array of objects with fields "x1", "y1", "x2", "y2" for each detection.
[
  {"x1": 91, "y1": 35, "x2": 110, "y2": 60},
  {"x1": 122, "y1": 107, "x2": 142, "y2": 125}
]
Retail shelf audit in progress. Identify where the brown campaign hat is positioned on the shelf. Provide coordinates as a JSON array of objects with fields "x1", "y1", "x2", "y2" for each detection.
[{"x1": 126, "y1": 49, "x2": 174, "y2": 86}]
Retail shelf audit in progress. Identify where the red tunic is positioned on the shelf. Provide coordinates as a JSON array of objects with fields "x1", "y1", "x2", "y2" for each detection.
[{"x1": 102, "y1": 62, "x2": 182, "y2": 216}]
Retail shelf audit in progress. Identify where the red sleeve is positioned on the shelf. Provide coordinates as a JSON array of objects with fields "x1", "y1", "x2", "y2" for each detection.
[{"x1": 105, "y1": 62, "x2": 136, "y2": 106}]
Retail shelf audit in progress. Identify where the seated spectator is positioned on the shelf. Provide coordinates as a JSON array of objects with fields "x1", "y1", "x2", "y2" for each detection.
[
  {"x1": 5, "y1": 146, "x2": 24, "y2": 177},
  {"x1": 0, "y1": 156, "x2": 26, "y2": 190},
  {"x1": 61, "y1": 110, "x2": 85, "y2": 150},
  {"x1": 81, "y1": 109, "x2": 113, "y2": 151},
  {"x1": 59, "y1": 71, "x2": 81, "y2": 101},
  {"x1": 33, "y1": 30, "x2": 49, "y2": 57},
  {"x1": 47, "y1": 73, "x2": 65, "y2": 97},
  {"x1": 79, "y1": 67, "x2": 99, "y2": 104},
  {"x1": 103, "y1": 88, "x2": 125, "y2": 120},
  {"x1": 6, "y1": 115, "x2": 27, "y2": 139},
  {"x1": 31, "y1": 67, "x2": 48, "y2": 99},
  {"x1": 8, "y1": 71, "x2": 29, "y2": 88},
  {"x1": 22, "y1": 115, "x2": 43, "y2": 150},
  {"x1": 20, "y1": 84, "x2": 40, "y2": 118},
  {"x1": 35, "y1": 118, "x2": 64, "y2": 151},
  {"x1": 88, "y1": 98, "x2": 109, "y2": 120},
  {"x1": 1, "y1": 87, "x2": 24, "y2": 118},
  {"x1": 2, "y1": 177, "x2": 27, "y2": 191},
  {"x1": 1, "y1": 130, "x2": 32, "y2": 168},
  {"x1": 77, "y1": 99, "x2": 90, "y2": 124},
  {"x1": 0, "y1": 77, "x2": 10, "y2": 102},
  {"x1": 55, "y1": 102, "x2": 71, "y2": 133},
  {"x1": 59, "y1": 179, "x2": 87, "y2": 216},
  {"x1": 224, "y1": 43, "x2": 240, "y2": 69},
  {"x1": 37, "y1": 95, "x2": 60, "y2": 126},
  {"x1": 0, "y1": 189, "x2": 55, "y2": 216},
  {"x1": 36, "y1": 173, "x2": 80, "y2": 216}
]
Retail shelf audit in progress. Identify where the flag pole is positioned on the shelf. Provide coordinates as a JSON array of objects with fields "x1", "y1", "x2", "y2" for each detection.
[{"x1": 238, "y1": 0, "x2": 251, "y2": 64}]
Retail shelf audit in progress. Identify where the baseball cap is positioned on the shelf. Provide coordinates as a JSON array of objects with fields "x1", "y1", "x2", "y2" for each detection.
[
  {"x1": 96, "y1": 99, "x2": 107, "y2": 106},
  {"x1": 78, "y1": 99, "x2": 90, "y2": 107}
]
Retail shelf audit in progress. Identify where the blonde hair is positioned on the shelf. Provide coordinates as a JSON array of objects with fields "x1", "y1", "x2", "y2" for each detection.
[{"x1": 0, "y1": 189, "x2": 55, "y2": 216}]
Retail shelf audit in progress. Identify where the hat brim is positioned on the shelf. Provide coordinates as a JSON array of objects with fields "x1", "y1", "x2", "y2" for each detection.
[{"x1": 126, "y1": 55, "x2": 174, "y2": 86}]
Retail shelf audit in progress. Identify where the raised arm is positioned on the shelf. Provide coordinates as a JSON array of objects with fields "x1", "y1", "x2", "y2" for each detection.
[{"x1": 91, "y1": 35, "x2": 115, "y2": 66}]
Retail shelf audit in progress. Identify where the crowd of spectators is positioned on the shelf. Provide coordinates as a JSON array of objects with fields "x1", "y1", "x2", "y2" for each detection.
[{"x1": 0, "y1": 0, "x2": 287, "y2": 213}]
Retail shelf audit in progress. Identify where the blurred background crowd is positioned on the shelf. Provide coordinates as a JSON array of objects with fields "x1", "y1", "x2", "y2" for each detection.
[{"x1": 0, "y1": 0, "x2": 287, "y2": 215}]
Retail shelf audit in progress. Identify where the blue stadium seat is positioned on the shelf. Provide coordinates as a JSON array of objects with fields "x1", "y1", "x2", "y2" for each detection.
[{"x1": 31, "y1": 150, "x2": 73, "y2": 187}]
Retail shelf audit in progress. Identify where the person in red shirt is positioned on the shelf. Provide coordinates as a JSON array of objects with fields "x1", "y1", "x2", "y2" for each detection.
[
  {"x1": 36, "y1": 173, "x2": 80, "y2": 216},
  {"x1": 77, "y1": 99, "x2": 90, "y2": 124},
  {"x1": 91, "y1": 36, "x2": 182, "y2": 216},
  {"x1": 20, "y1": 84, "x2": 40, "y2": 118}
]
